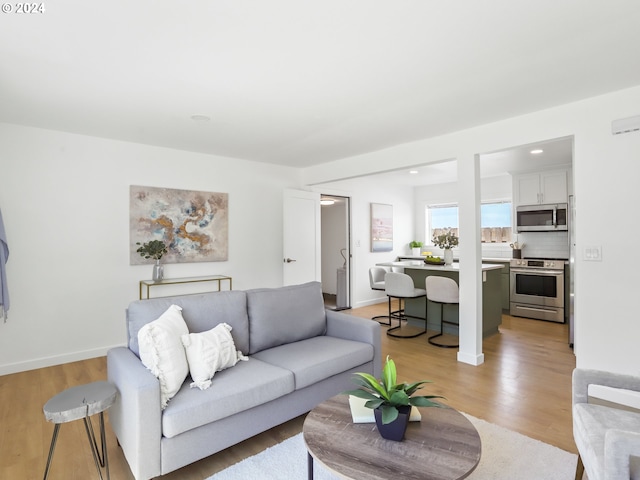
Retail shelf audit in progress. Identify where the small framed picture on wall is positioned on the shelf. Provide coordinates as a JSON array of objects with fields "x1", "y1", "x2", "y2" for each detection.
[{"x1": 370, "y1": 203, "x2": 393, "y2": 252}]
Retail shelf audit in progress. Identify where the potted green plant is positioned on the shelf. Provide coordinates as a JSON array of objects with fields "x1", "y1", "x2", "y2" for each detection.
[
  {"x1": 409, "y1": 240, "x2": 423, "y2": 256},
  {"x1": 432, "y1": 230, "x2": 458, "y2": 265},
  {"x1": 344, "y1": 356, "x2": 444, "y2": 441},
  {"x1": 136, "y1": 240, "x2": 168, "y2": 282}
]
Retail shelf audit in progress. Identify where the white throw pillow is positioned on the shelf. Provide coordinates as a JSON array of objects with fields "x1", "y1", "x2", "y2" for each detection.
[
  {"x1": 138, "y1": 304, "x2": 189, "y2": 409},
  {"x1": 181, "y1": 323, "x2": 248, "y2": 390}
]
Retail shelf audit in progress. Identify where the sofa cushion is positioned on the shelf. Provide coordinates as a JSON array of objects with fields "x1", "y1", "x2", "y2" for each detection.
[
  {"x1": 127, "y1": 290, "x2": 250, "y2": 357},
  {"x1": 252, "y1": 336, "x2": 374, "y2": 390},
  {"x1": 161, "y1": 358, "x2": 294, "y2": 438},
  {"x1": 246, "y1": 281, "x2": 326, "y2": 354},
  {"x1": 138, "y1": 305, "x2": 190, "y2": 409},
  {"x1": 181, "y1": 323, "x2": 248, "y2": 390}
]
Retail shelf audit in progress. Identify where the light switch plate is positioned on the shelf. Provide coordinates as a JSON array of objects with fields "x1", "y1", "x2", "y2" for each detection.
[{"x1": 583, "y1": 245, "x2": 602, "y2": 261}]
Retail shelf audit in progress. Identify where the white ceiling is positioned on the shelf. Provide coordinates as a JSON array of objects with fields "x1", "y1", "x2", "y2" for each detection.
[
  {"x1": 1, "y1": 1, "x2": 639, "y2": 168},
  {"x1": 366, "y1": 135, "x2": 574, "y2": 186}
]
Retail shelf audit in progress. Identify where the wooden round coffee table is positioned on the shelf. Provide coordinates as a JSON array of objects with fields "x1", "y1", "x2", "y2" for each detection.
[{"x1": 303, "y1": 395, "x2": 481, "y2": 480}]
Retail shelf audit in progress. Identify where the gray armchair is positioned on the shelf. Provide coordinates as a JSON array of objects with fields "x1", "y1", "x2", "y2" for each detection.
[{"x1": 573, "y1": 368, "x2": 640, "y2": 480}]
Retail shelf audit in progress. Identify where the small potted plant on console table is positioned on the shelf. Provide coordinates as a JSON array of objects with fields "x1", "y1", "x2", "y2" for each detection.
[
  {"x1": 136, "y1": 240, "x2": 168, "y2": 282},
  {"x1": 344, "y1": 356, "x2": 444, "y2": 441}
]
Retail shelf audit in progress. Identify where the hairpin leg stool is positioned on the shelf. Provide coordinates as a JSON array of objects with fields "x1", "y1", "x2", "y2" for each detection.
[{"x1": 43, "y1": 381, "x2": 117, "y2": 480}]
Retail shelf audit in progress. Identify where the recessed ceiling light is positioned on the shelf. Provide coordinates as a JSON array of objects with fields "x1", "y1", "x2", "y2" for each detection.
[
  {"x1": 190, "y1": 114, "x2": 211, "y2": 122},
  {"x1": 530, "y1": 149, "x2": 543, "y2": 155},
  {"x1": 409, "y1": 170, "x2": 419, "y2": 174},
  {"x1": 320, "y1": 198, "x2": 335, "y2": 206}
]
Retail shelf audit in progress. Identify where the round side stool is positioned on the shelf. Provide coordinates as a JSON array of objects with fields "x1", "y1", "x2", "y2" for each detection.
[{"x1": 42, "y1": 381, "x2": 117, "y2": 480}]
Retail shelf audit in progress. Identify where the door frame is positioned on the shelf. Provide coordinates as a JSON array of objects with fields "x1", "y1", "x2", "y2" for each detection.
[
  {"x1": 320, "y1": 194, "x2": 352, "y2": 309},
  {"x1": 314, "y1": 188, "x2": 353, "y2": 310}
]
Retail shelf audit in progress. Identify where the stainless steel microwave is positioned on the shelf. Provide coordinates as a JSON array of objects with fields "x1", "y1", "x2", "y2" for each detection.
[{"x1": 516, "y1": 203, "x2": 568, "y2": 232}]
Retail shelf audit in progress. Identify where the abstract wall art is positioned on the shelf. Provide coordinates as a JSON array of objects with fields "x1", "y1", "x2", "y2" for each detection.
[
  {"x1": 130, "y1": 185, "x2": 229, "y2": 264},
  {"x1": 370, "y1": 203, "x2": 393, "y2": 252}
]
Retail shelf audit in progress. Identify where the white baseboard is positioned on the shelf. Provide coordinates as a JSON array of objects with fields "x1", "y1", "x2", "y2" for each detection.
[
  {"x1": 353, "y1": 297, "x2": 388, "y2": 309},
  {"x1": 457, "y1": 351, "x2": 485, "y2": 366},
  {"x1": 0, "y1": 344, "x2": 125, "y2": 376}
]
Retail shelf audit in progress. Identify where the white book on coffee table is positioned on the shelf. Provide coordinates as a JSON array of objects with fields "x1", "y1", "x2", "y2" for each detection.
[{"x1": 348, "y1": 395, "x2": 422, "y2": 423}]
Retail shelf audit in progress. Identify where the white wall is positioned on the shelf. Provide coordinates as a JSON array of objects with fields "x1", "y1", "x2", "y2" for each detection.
[
  {"x1": 572, "y1": 107, "x2": 640, "y2": 373},
  {"x1": 302, "y1": 86, "x2": 640, "y2": 376},
  {"x1": 0, "y1": 124, "x2": 299, "y2": 375}
]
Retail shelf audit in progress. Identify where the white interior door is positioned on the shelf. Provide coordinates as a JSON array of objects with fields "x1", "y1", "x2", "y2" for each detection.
[{"x1": 283, "y1": 189, "x2": 321, "y2": 286}]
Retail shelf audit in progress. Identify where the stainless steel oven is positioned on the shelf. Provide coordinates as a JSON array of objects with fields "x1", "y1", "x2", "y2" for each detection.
[{"x1": 510, "y1": 258, "x2": 565, "y2": 323}]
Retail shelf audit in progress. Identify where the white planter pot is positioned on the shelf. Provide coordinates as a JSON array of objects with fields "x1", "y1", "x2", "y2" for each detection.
[{"x1": 444, "y1": 249, "x2": 453, "y2": 265}]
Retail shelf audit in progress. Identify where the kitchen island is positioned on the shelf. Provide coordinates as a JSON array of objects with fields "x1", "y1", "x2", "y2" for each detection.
[{"x1": 377, "y1": 260, "x2": 504, "y2": 337}]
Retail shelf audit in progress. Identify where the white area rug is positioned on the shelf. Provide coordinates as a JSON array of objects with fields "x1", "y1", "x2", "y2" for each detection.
[{"x1": 207, "y1": 413, "x2": 577, "y2": 480}]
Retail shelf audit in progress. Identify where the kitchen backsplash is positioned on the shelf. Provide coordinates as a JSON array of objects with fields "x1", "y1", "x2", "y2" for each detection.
[
  {"x1": 480, "y1": 243, "x2": 512, "y2": 259},
  {"x1": 423, "y1": 231, "x2": 570, "y2": 260},
  {"x1": 515, "y1": 231, "x2": 570, "y2": 259}
]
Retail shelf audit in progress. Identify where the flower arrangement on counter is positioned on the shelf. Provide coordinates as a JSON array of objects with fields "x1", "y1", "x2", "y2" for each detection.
[{"x1": 432, "y1": 230, "x2": 459, "y2": 250}]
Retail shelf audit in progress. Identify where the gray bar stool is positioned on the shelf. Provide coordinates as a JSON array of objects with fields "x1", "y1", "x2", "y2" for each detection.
[
  {"x1": 385, "y1": 272, "x2": 427, "y2": 338},
  {"x1": 369, "y1": 266, "x2": 392, "y2": 325},
  {"x1": 43, "y1": 381, "x2": 117, "y2": 480},
  {"x1": 426, "y1": 276, "x2": 460, "y2": 348}
]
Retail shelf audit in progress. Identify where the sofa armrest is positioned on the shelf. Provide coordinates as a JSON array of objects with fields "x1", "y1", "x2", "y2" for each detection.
[
  {"x1": 325, "y1": 310, "x2": 381, "y2": 378},
  {"x1": 107, "y1": 347, "x2": 162, "y2": 480},
  {"x1": 573, "y1": 368, "x2": 640, "y2": 406}
]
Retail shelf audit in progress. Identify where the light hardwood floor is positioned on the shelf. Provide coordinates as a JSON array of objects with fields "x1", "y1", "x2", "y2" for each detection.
[{"x1": 0, "y1": 304, "x2": 577, "y2": 480}]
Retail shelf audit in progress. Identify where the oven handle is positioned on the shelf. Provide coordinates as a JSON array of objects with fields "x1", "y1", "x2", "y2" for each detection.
[
  {"x1": 513, "y1": 305, "x2": 561, "y2": 314},
  {"x1": 511, "y1": 268, "x2": 563, "y2": 276}
]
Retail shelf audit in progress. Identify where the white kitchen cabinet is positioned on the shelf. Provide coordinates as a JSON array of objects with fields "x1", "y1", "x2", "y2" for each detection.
[{"x1": 513, "y1": 169, "x2": 568, "y2": 206}]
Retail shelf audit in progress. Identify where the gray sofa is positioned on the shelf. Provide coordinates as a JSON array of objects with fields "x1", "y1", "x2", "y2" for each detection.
[{"x1": 107, "y1": 281, "x2": 381, "y2": 480}]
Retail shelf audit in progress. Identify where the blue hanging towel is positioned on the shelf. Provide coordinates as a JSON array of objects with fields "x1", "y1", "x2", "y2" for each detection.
[{"x1": 0, "y1": 208, "x2": 9, "y2": 322}]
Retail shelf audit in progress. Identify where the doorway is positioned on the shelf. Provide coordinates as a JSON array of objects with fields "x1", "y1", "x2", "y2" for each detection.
[{"x1": 320, "y1": 195, "x2": 351, "y2": 310}]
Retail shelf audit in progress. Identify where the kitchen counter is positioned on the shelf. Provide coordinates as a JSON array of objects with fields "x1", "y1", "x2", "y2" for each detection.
[
  {"x1": 397, "y1": 255, "x2": 512, "y2": 263},
  {"x1": 377, "y1": 260, "x2": 504, "y2": 338},
  {"x1": 379, "y1": 260, "x2": 504, "y2": 272}
]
